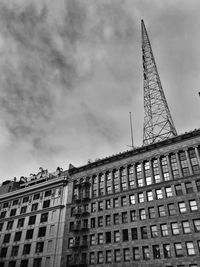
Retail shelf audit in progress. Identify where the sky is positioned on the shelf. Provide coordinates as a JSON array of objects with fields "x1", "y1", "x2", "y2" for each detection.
[{"x1": 0, "y1": 0, "x2": 200, "y2": 182}]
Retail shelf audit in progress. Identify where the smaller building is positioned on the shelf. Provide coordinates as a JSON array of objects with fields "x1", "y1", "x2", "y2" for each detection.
[{"x1": 0, "y1": 169, "x2": 68, "y2": 267}]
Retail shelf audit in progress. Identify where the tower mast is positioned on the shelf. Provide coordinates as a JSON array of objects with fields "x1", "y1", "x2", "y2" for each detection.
[{"x1": 141, "y1": 20, "x2": 177, "y2": 145}]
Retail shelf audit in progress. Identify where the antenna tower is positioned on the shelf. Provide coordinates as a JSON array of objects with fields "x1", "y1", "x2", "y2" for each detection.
[{"x1": 142, "y1": 20, "x2": 177, "y2": 145}]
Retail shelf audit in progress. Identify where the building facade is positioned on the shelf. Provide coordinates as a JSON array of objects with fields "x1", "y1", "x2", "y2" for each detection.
[
  {"x1": 62, "y1": 129, "x2": 200, "y2": 267},
  {"x1": 0, "y1": 171, "x2": 68, "y2": 267}
]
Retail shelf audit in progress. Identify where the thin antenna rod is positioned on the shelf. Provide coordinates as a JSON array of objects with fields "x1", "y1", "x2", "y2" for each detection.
[{"x1": 129, "y1": 112, "x2": 134, "y2": 148}]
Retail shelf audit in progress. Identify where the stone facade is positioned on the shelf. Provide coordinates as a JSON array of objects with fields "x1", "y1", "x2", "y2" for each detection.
[
  {"x1": 0, "y1": 174, "x2": 68, "y2": 267},
  {"x1": 61, "y1": 129, "x2": 200, "y2": 267}
]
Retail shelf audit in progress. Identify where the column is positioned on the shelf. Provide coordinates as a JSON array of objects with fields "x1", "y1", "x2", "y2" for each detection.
[
  {"x1": 124, "y1": 165, "x2": 129, "y2": 190},
  {"x1": 185, "y1": 149, "x2": 193, "y2": 175},
  {"x1": 157, "y1": 156, "x2": 164, "y2": 182},
  {"x1": 175, "y1": 152, "x2": 183, "y2": 177},
  {"x1": 194, "y1": 147, "x2": 200, "y2": 165}
]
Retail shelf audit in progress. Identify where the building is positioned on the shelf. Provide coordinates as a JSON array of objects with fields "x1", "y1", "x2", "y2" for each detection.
[
  {"x1": 62, "y1": 129, "x2": 200, "y2": 267},
  {"x1": 0, "y1": 169, "x2": 68, "y2": 267}
]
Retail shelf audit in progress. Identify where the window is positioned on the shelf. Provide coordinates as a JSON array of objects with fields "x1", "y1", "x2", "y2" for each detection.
[
  {"x1": 136, "y1": 163, "x2": 143, "y2": 187},
  {"x1": 105, "y1": 232, "x2": 111, "y2": 243},
  {"x1": 189, "y1": 148, "x2": 200, "y2": 174},
  {"x1": 12, "y1": 199, "x2": 18, "y2": 206},
  {"x1": 171, "y1": 222, "x2": 180, "y2": 235},
  {"x1": 174, "y1": 243, "x2": 183, "y2": 257},
  {"x1": 178, "y1": 202, "x2": 187, "y2": 213},
  {"x1": 3, "y1": 202, "x2": 9, "y2": 208},
  {"x1": 91, "y1": 203, "x2": 96, "y2": 213},
  {"x1": 175, "y1": 184, "x2": 183, "y2": 196},
  {"x1": 185, "y1": 182, "x2": 193, "y2": 194},
  {"x1": 45, "y1": 190, "x2": 51, "y2": 197},
  {"x1": 17, "y1": 218, "x2": 25, "y2": 228},
  {"x1": 0, "y1": 223, "x2": 3, "y2": 231},
  {"x1": 97, "y1": 251, "x2": 103, "y2": 264},
  {"x1": 122, "y1": 212, "x2": 128, "y2": 223},
  {"x1": 144, "y1": 161, "x2": 152, "y2": 185},
  {"x1": 10, "y1": 209, "x2": 16, "y2": 217},
  {"x1": 128, "y1": 165, "x2": 134, "y2": 188},
  {"x1": 189, "y1": 200, "x2": 198, "y2": 211},
  {"x1": 140, "y1": 209, "x2": 146, "y2": 220},
  {"x1": 6, "y1": 220, "x2": 14, "y2": 230},
  {"x1": 11, "y1": 246, "x2": 19, "y2": 257},
  {"x1": 38, "y1": 226, "x2": 46, "y2": 237},
  {"x1": 98, "y1": 216, "x2": 103, "y2": 227},
  {"x1": 147, "y1": 191, "x2": 153, "y2": 201},
  {"x1": 20, "y1": 260, "x2": 29, "y2": 267},
  {"x1": 179, "y1": 151, "x2": 190, "y2": 176},
  {"x1": 35, "y1": 242, "x2": 44, "y2": 253},
  {"x1": 133, "y1": 247, "x2": 140, "y2": 261},
  {"x1": 106, "y1": 250, "x2": 112, "y2": 263},
  {"x1": 122, "y1": 229, "x2": 129, "y2": 241},
  {"x1": 143, "y1": 246, "x2": 150, "y2": 260},
  {"x1": 170, "y1": 153, "x2": 180, "y2": 178},
  {"x1": 193, "y1": 219, "x2": 200, "y2": 232},
  {"x1": 43, "y1": 200, "x2": 50, "y2": 208},
  {"x1": 3, "y1": 233, "x2": 11, "y2": 243},
  {"x1": 0, "y1": 247, "x2": 8, "y2": 258},
  {"x1": 89, "y1": 252, "x2": 95, "y2": 264},
  {"x1": 113, "y1": 198, "x2": 118, "y2": 208},
  {"x1": 168, "y1": 203, "x2": 176, "y2": 216},
  {"x1": 105, "y1": 215, "x2": 111, "y2": 226},
  {"x1": 8, "y1": 262, "x2": 16, "y2": 267},
  {"x1": 114, "y1": 231, "x2": 120, "y2": 242},
  {"x1": 40, "y1": 213, "x2": 48, "y2": 223},
  {"x1": 120, "y1": 168, "x2": 127, "y2": 191},
  {"x1": 20, "y1": 206, "x2": 27, "y2": 214},
  {"x1": 129, "y1": 194, "x2": 135, "y2": 205},
  {"x1": 0, "y1": 211, "x2": 6, "y2": 219},
  {"x1": 138, "y1": 192, "x2": 144, "y2": 203},
  {"x1": 114, "y1": 249, "x2": 120, "y2": 262},
  {"x1": 33, "y1": 193, "x2": 40, "y2": 200},
  {"x1": 123, "y1": 248, "x2": 130, "y2": 261},
  {"x1": 114, "y1": 213, "x2": 119, "y2": 225},
  {"x1": 148, "y1": 207, "x2": 156, "y2": 219},
  {"x1": 31, "y1": 203, "x2": 38, "y2": 211},
  {"x1": 33, "y1": 258, "x2": 42, "y2": 267},
  {"x1": 158, "y1": 205, "x2": 166, "y2": 217},
  {"x1": 163, "y1": 244, "x2": 171, "y2": 258},
  {"x1": 98, "y1": 233, "x2": 103, "y2": 244},
  {"x1": 141, "y1": 226, "x2": 148, "y2": 239},
  {"x1": 90, "y1": 234, "x2": 95, "y2": 246},
  {"x1": 14, "y1": 231, "x2": 22, "y2": 241},
  {"x1": 105, "y1": 199, "x2": 111, "y2": 209},
  {"x1": 161, "y1": 224, "x2": 168, "y2": 236},
  {"x1": 182, "y1": 221, "x2": 191, "y2": 234},
  {"x1": 131, "y1": 228, "x2": 138, "y2": 240},
  {"x1": 23, "y1": 197, "x2": 29, "y2": 203},
  {"x1": 165, "y1": 187, "x2": 173, "y2": 197},
  {"x1": 91, "y1": 218, "x2": 95, "y2": 228},
  {"x1": 186, "y1": 242, "x2": 195, "y2": 255},
  {"x1": 121, "y1": 196, "x2": 127, "y2": 206},
  {"x1": 130, "y1": 210, "x2": 136, "y2": 222},
  {"x1": 151, "y1": 225, "x2": 158, "y2": 238},
  {"x1": 68, "y1": 237, "x2": 74, "y2": 248},
  {"x1": 23, "y1": 244, "x2": 31, "y2": 255},
  {"x1": 47, "y1": 240, "x2": 52, "y2": 252},
  {"x1": 156, "y1": 189, "x2": 163, "y2": 199},
  {"x1": 161, "y1": 156, "x2": 170, "y2": 181},
  {"x1": 98, "y1": 201, "x2": 103, "y2": 211},
  {"x1": 153, "y1": 245, "x2": 160, "y2": 259},
  {"x1": 29, "y1": 215, "x2": 36, "y2": 225}
]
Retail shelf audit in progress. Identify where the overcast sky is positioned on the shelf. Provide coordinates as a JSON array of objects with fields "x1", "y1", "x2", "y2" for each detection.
[{"x1": 0, "y1": 0, "x2": 200, "y2": 182}]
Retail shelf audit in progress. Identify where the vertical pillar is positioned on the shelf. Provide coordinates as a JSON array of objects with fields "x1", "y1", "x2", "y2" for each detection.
[
  {"x1": 118, "y1": 169, "x2": 122, "y2": 192},
  {"x1": 149, "y1": 159, "x2": 154, "y2": 184},
  {"x1": 185, "y1": 149, "x2": 193, "y2": 175},
  {"x1": 96, "y1": 174, "x2": 100, "y2": 197},
  {"x1": 141, "y1": 161, "x2": 145, "y2": 187},
  {"x1": 110, "y1": 169, "x2": 114, "y2": 194},
  {"x1": 125, "y1": 165, "x2": 129, "y2": 190},
  {"x1": 194, "y1": 147, "x2": 200, "y2": 166},
  {"x1": 157, "y1": 156, "x2": 164, "y2": 182},
  {"x1": 175, "y1": 152, "x2": 183, "y2": 177}
]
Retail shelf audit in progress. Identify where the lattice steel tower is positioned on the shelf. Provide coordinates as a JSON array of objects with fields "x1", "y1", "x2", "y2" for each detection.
[{"x1": 142, "y1": 20, "x2": 177, "y2": 145}]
